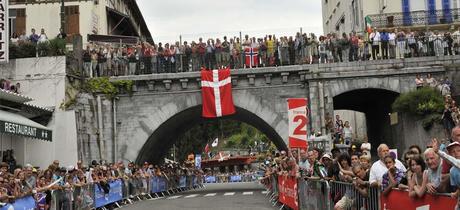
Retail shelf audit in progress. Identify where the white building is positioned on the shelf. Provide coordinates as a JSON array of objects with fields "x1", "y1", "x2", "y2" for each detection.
[
  {"x1": 0, "y1": 56, "x2": 77, "y2": 169},
  {"x1": 8, "y1": 0, "x2": 152, "y2": 44},
  {"x1": 322, "y1": 0, "x2": 460, "y2": 35}
]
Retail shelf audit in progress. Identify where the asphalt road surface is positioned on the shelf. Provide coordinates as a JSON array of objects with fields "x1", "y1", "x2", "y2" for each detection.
[{"x1": 123, "y1": 182, "x2": 278, "y2": 210}]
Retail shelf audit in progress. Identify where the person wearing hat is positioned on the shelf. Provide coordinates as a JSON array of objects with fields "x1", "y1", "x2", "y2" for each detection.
[{"x1": 432, "y1": 138, "x2": 460, "y2": 207}]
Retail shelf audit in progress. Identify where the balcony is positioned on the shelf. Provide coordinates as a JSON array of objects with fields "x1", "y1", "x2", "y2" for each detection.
[{"x1": 367, "y1": 8, "x2": 460, "y2": 28}]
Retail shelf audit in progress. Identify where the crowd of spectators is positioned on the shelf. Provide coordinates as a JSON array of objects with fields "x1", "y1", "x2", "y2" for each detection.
[
  {"x1": 0, "y1": 158, "x2": 202, "y2": 209},
  {"x1": 0, "y1": 79, "x2": 20, "y2": 94},
  {"x1": 325, "y1": 114, "x2": 356, "y2": 146},
  {"x1": 261, "y1": 124, "x2": 460, "y2": 209},
  {"x1": 81, "y1": 27, "x2": 460, "y2": 77}
]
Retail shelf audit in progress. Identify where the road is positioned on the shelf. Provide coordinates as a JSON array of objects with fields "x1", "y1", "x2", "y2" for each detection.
[{"x1": 123, "y1": 182, "x2": 277, "y2": 210}]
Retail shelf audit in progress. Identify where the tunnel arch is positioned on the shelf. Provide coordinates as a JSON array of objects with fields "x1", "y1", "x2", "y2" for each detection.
[
  {"x1": 333, "y1": 88, "x2": 400, "y2": 150},
  {"x1": 136, "y1": 105, "x2": 286, "y2": 164}
]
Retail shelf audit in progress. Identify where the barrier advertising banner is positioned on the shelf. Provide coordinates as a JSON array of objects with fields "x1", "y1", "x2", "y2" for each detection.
[
  {"x1": 94, "y1": 180, "x2": 123, "y2": 208},
  {"x1": 287, "y1": 98, "x2": 308, "y2": 150},
  {"x1": 0, "y1": 195, "x2": 35, "y2": 210},
  {"x1": 205, "y1": 176, "x2": 216, "y2": 183},
  {"x1": 179, "y1": 176, "x2": 187, "y2": 187},
  {"x1": 277, "y1": 176, "x2": 299, "y2": 210},
  {"x1": 381, "y1": 189, "x2": 457, "y2": 210}
]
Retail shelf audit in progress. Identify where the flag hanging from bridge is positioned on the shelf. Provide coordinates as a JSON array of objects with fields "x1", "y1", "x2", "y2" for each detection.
[
  {"x1": 201, "y1": 67, "x2": 236, "y2": 118},
  {"x1": 244, "y1": 47, "x2": 259, "y2": 68}
]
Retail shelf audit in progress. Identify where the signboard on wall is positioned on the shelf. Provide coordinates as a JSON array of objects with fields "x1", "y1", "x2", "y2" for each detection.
[
  {"x1": 287, "y1": 98, "x2": 309, "y2": 150},
  {"x1": 0, "y1": 0, "x2": 8, "y2": 63}
]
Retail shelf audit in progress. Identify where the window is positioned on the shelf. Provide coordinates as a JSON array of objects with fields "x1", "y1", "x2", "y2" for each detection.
[{"x1": 8, "y1": 8, "x2": 26, "y2": 36}]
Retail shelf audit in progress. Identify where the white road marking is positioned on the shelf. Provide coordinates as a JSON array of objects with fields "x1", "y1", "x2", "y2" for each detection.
[
  {"x1": 167, "y1": 195, "x2": 182, "y2": 200},
  {"x1": 224, "y1": 192, "x2": 235, "y2": 196},
  {"x1": 242, "y1": 191, "x2": 253, "y2": 195},
  {"x1": 204, "y1": 193, "x2": 217, "y2": 197},
  {"x1": 184, "y1": 194, "x2": 199, "y2": 198},
  {"x1": 261, "y1": 191, "x2": 268, "y2": 194}
]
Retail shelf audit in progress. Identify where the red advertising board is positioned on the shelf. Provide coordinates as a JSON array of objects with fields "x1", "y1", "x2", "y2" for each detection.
[
  {"x1": 287, "y1": 98, "x2": 308, "y2": 150},
  {"x1": 278, "y1": 176, "x2": 299, "y2": 210},
  {"x1": 381, "y1": 189, "x2": 457, "y2": 210}
]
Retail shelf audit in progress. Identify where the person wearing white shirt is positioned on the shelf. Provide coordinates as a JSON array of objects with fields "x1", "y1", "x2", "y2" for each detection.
[
  {"x1": 369, "y1": 144, "x2": 407, "y2": 187},
  {"x1": 388, "y1": 30, "x2": 396, "y2": 59},
  {"x1": 369, "y1": 28, "x2": 380, "y2": 60}
]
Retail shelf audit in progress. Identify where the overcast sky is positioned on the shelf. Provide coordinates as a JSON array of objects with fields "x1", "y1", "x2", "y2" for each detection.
[{"x1": 137, "y1": 0, "x2": 323, "y2": 43}]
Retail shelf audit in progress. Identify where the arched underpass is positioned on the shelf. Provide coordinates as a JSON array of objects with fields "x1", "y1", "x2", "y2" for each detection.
[
  {"x1": 136, "y1": 106, "x2": 287, "y2": 164},
  {"x1": 333, "y1": 88, "x2": 400, "y2": 153}
]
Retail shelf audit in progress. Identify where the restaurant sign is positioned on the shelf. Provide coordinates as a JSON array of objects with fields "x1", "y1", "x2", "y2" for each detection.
[{"x1": 1, "y1": 120, "x2": 52, "y2": 141}]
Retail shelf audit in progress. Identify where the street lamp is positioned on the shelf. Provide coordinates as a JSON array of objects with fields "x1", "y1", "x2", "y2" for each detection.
[{"x1": 60, "y1": 0, "x2": 65, "y2": 33}]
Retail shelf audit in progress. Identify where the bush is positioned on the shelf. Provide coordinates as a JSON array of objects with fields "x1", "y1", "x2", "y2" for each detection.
[
  {"x1": 392, "y1": 87, "x2": 444, "y2": 130},
  {"x1": 86, "y1": 77, "x2": 133, "y2": 99},
  {"x1": 392, "y1": 87, "x2": 444, "y2": 116},
  {"x1": 8, "y1": 38, "x2": 66, "y2": 59}
]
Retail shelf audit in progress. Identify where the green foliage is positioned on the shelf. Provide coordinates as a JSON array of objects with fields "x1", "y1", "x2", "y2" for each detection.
[
  {"x1": 392, "y1": 87, "x2": 444, "y2": 116},
  {"x1": 9, "y1": 39, "x2": 66, "y2": 59},
  {"x1": 173, "y1": 120, "x2": 274, "y2": 162},
  {"x1": 9, "y1": 42, "x2": 36, "y2": 59},
  {"x1": 86, "y1": 77, "x2": 133, "y2": 99},
  {"x1": 392, "y1": 87, "x2": 444, "y2": 129},
  {"x1": 47, "y1": 39, "x2": 67, "y2": 56}
]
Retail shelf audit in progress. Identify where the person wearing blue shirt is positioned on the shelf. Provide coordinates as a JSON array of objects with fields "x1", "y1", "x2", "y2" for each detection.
[
  {"x1": 29, "y1": 28, "x2": 39, "y2": 43},
  {"x1": 380, "y1": 29, "x2": 390, "y2": 59}
]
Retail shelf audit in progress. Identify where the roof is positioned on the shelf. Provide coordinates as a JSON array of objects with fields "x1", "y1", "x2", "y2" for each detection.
[
  {"x1": 0, "y1": 89, "x2": 33, "y2": 103},
  {"x1": 126, "y1": 0, "x2": 153, "y2": 43}
]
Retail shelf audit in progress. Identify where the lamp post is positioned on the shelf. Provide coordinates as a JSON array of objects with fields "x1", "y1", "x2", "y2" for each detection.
[{"x1": 60, "y1": 0, "x2": 65, "y2": 32}]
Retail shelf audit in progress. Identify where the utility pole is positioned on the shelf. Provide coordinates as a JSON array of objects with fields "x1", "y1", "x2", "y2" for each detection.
[{"x1": 60, "y1": 0, "x2": 65, "y2": 32}]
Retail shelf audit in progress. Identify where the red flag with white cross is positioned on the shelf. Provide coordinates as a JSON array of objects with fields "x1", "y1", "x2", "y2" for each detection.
[{"x1": 201, "y1": 67, "x2": 236, "y2": 118}]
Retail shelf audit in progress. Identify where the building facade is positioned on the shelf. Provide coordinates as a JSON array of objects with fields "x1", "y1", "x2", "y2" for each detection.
[
  {"x1": 0, "y1": 56, "x2": 78, "y2": 169},
  {"x1": 322, "y1": 0, "x2": 460, "y2": 35},
  {"x1": 8, "y1": 0, "x2": 152, "y2": 44}
]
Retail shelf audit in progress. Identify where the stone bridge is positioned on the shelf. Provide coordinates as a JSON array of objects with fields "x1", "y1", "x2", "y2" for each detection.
[{"x1": 75, "y1": 56, "x2": 460, "y2": 163}]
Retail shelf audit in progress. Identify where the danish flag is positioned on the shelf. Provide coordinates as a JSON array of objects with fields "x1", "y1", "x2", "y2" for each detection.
[{"x1": 201, "y1": 67, "x2": 236, "y2": 118}]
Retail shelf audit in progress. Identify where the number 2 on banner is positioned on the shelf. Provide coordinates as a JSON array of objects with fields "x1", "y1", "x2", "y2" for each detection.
[{"x1": 293, "y1": 115, "x2": 307, "y2": 135}]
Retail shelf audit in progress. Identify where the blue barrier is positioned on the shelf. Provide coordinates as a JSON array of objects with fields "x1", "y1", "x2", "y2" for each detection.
[
  {"x1": 94, "y1": 180, "x2": 123, "y2": 208},
  {"x1": 192, "y1": 176, "x2": 198, "y2": 187},
  {"x1": 205, "y1": 176, "x2": 216, "y2": 183},
  {"x1": 151, "y1": 176, "x2": 160, "y2": 193},
  {"x1": 179, "y1": 176, "x2": 187, "y2": 188},
  {"x1": 0, "y1": 195, "x2": 35, "y2": 210},
  {"x1": 158, "y1": 177, "x2": 167, "y2": 192},
  {"x1": 230, "y1": 175, "x2": 242, "y2": 182}
]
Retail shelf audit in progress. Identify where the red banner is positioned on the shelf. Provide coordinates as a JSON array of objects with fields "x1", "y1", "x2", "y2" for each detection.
[
  {"x1": 381, "y1": 189, "x2": 457, "y2": 210},
  {"x1": 287, "y1": 98, "x2": 309, "y2": 150},
  {"x1": 278, "y1": 176, "x2": 299, "y2": 210}
]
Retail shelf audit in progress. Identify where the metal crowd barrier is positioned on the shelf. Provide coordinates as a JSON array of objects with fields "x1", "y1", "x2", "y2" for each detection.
[
  {"x1": 298, "y1": 178, "x2": 331, "y2": 210},
  {"x1": 203, "y1": 174, "x2": 259, "y2": 183},
  {"x1": 0, "y1": 175, "x2": 203, "y2": 210}
]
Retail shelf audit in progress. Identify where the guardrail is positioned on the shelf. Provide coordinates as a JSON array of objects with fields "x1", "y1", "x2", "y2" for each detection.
[{"x1": 0, "y1": 175, "x2": 203, "y2": 210}]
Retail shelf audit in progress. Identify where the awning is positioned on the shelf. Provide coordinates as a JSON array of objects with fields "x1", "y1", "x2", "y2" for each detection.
[
  {"x1": 87, "y1": 34, "x2": 139, "y2": 44},
  {"x1": 0, "y1": 110, "x2": 52, "y2": 141}
]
